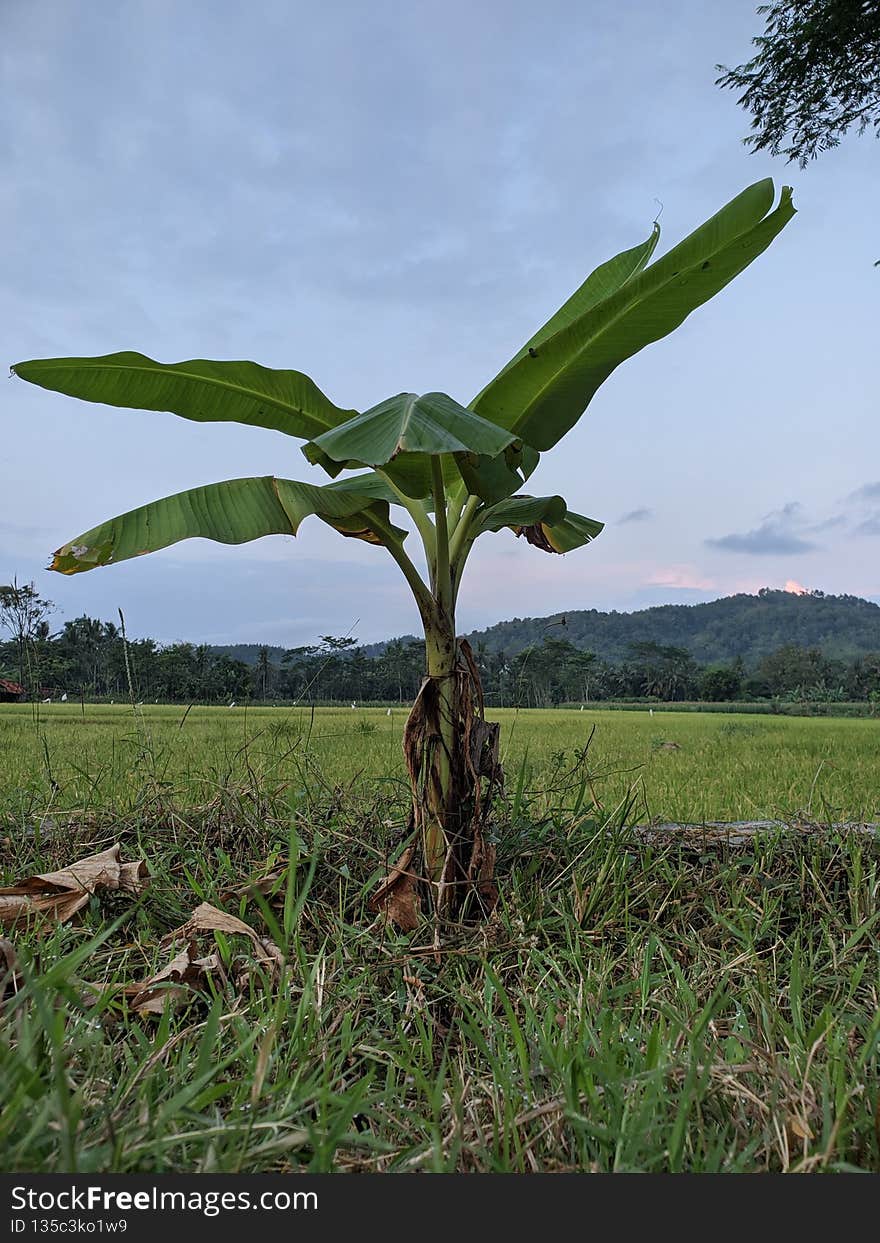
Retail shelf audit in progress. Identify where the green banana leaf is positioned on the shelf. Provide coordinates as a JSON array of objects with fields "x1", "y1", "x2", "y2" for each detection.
[
  {"x1": 307, "y1": 391, "x2": 517, "y2": 465},
  {"x1": 474, "y1": 494, "x2": 568, "y2": 534},
  {"x1": 324, "y1": 471, "x2": 404, "y2": 506},
  {"x1": 49, "y1": 477, "x2": 406, "y2": 575},
  {"x1": 302, "y1": 391, "x2": 519, "y2": 500},
  {"x1": 475, "y1": 495, "x2": 603, "y2": 554},
  {"x1": 454, "y1": 442, "x2": 541, "y2": 505},
  {"x1": 474, "y1": 225, "x2": 660, "y2": 395},
  {"x1": 303, "y1": 441, "x2": 436, "y2": 500},
  {"x1": 12, "y1": 352, "x2": 355, "y2": 441},
  {"x1": 472, "y1": 180, "x2": 795, "y2": 450},
  {"x1": 542, "y1": 511, "x2": 605, "y2": 553}
]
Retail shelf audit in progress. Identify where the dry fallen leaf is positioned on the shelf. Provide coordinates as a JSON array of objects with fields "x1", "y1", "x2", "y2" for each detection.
[
  {"x1": 166, "y1": 902, "x2": 282, "y2": 967},
  {"x1": 102, "y1": 909, "x2": 283, "y2": 1014},
  {"x1": 84, "y1": 900, "x2": 284, "y2": 1016},
  {"x1": 0, "y1": 844, "x2": 148, "y2": 930},
  {"x1": 788, "y1": 1113, "x2": 814, "y2": 1142},
  {"x1": 220, "y1": 866, "x2": 288, "y2": 907},
  {"x1": 122, "y1": 941, "x2": 223, "y2": 1015}
]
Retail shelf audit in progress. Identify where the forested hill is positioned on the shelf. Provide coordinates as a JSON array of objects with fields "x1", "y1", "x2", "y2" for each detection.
[
  {"x1": 456, "y1": 590, "x2": 880, "y2": 665},
  {"x1": 207, "y1": 591, "x2": 880, "y2": 668}
]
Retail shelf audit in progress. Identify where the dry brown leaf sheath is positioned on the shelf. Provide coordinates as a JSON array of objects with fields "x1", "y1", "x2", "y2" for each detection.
[{"x1": 370, "y1": 637, "x2": 501, "y2": 929}]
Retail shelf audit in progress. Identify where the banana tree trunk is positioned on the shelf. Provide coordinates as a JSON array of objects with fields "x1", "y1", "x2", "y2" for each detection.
[
  {"x1": 370, "y1": 602, "x2": 502, "y2": 930},
  {"x1": 421, "y1": 606, "x2": 457, "y2": 887}
]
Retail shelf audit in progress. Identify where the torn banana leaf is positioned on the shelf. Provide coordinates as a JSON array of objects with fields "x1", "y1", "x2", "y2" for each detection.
[
  {"x1": 474, "y1": 494, "x2": 603, "y2": 554},
  {"x1": 49, "y1": 476, "x2": 407, "y2": 574}
]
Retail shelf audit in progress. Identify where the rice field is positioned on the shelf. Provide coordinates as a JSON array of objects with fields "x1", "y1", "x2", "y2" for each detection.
[{"x1": 1, "y1": 702, "x2": 878, "y2": 826}]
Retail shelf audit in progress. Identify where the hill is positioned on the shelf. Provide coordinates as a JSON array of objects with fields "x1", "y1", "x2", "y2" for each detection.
[
  {"x1": 211, "y1": 591, "x2": 880, "y2": 669},
  {"x1": 456, "y1": 590, "x2": 880, "y2": 665}
]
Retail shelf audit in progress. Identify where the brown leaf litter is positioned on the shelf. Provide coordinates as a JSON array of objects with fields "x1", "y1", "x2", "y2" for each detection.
[
  {"x1": 220, "y1": 865, "x2": 288, "y2": 907},
  {"x1": 114, "y1": 902, "x2": 284, "y2": 1015},
  {"x1": 2, "y1": 845, "x2": 283, "y2": 1016},
  {"x1": 0, "y1": 844, "x2": 148, "y2": 931}
]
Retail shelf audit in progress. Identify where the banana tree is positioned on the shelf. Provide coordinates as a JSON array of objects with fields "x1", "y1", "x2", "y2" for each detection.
[{"x1": 12, "y1": 178, "x2": 794, "y2": 928}]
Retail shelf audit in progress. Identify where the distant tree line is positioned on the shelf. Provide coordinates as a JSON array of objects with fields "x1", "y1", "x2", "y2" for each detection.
[
  {"x1": 464, "y1": 637, "x2": 880, "y2": 707},
  {"x1": 2, "y1": 582, "x2": 879, "y2": 708}
]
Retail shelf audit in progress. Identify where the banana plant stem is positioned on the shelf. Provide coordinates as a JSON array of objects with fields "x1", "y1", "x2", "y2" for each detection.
[
  {"x1": 377, "y1": 470, "x2": 437, "y2": 561},
  {"x1": 448, "y1": 494, "x2": 481, "y2": 570}
]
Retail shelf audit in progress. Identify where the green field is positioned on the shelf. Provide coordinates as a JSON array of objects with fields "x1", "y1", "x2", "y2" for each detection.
[
  {"x1": 2, "y1": 703, "x2": 880, "y2": 1173},
  {"x1": 1, "y1": 703, "x2": 878, "y2": 825}
]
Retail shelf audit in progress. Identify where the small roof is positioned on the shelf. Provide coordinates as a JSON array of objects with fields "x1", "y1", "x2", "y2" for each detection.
[{"x1": 0, "y1": 678, "x2": 25, "y2": 694}]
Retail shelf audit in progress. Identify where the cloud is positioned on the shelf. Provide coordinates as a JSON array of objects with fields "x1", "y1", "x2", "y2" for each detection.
[
  {"x1": 846, "y1": 481, "x2": 880, "y2": 536},
  {"x1": 618, "y1": 507, "x2": 653, "y2": 524},
  {"x1": 855, "y1": 514, "x2": 880, "y2": 537},
  {"x1": 847, "y1": 482, "x2": 880, "y2": 503},
  {"x1": 808, "y1": 514, "x2": 847, "y2": 533},
  {"x1": 706, "y1": 502, "x2": 819, "y2": 556},
  {"x1": 783, "y1": 579, "x2": 809, "y2": 595},
  {"x1": 646, "y1": 565, "x2": 714, "y2": 591},
  {"x1": 708, "y1": 530, "x2": 816, "y2": 556}
]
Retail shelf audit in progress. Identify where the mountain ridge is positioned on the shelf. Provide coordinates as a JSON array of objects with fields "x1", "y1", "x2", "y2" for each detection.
[
  {"x1": 361, "y1": 589, "x2": 880, "y2": 666},
  {"x1": 209, "y1": 590, "x2": 880, "y2": 667}
]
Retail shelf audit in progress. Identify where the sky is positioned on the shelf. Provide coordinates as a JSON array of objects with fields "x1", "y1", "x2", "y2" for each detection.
[{"x1": 2, "y1": 0, "x2": 877, "y2": 648}]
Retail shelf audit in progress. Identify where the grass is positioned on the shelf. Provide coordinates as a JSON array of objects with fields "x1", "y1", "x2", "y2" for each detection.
[
  {"x1": 1, "y1": 702, "x2": 879, "y2": 824},
  {"x1": 1, "y1": 703, "x2": 879, "y2": 1173}
]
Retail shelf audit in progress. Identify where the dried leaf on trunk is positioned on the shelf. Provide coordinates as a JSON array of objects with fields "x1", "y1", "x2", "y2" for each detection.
[
  {"x1": 376, "y1": 636, "x2": 502, "y2": 928},
  {"x1": 369, "y1": 844, "x2": 421, "y2": 931},
  {"x1": 457, "y1": 639, "x2": 501, "y2": 918},
  {"x1": 0, "y1": 844, "x2": 148, "y2": 931}
]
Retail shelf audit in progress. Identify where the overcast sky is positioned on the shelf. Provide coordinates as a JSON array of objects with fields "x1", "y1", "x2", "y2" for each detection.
[{"x1": 2, "y1": 0, "x2": 877, "y2": 647}]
